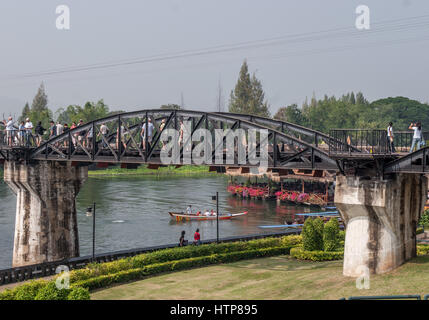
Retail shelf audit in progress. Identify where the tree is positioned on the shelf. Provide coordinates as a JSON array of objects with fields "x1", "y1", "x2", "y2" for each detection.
[
  {"x1": 31, "y1": 83, "x2": 48, "y2": 112},
  {"x1": 19, "y1": 102, "x2": 30, "y2": 122},
  {"x1": 160, "y1": 104, "x2": 182, "y2": 110},
  {"x1": 55, "y1": 100, "x2": 110, "y2": 124},
  {"x1": 249, "y1": 73, "x2": 270, "y2": 117},
  {"x1": 274, "y1": 104, "x2": 307, "y2": 126},
  {"x1": 229, "y1": 61, "x2": 270, "y2": 117}
]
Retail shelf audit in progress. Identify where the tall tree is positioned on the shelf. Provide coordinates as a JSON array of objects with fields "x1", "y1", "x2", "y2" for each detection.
[
  {"x1": 229, "y1": 61, "x2": 270, "y2": 117},
  {"x1": 31, "y1": 83, "x2": 48, "y2": 112},
  {"x1": 249, "y1": 73, "x2": 270, "y2": 117},
  {"x1": 229, "y1": 61, "x2": 252, "y2": 114},
  {"x1": 19, "y1": 102, "x2": 30, "y2": 122}
]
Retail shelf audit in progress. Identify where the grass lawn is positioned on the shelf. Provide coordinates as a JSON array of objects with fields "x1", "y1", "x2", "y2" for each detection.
[
  {"x1": 91, "y1": 255, "x2": 429, "y2": 300},
  {"x1": 88, "y1": 165, "x2": 216, "y2": 177}
]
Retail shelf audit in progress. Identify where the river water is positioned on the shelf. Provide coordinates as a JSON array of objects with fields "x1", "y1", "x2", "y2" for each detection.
[{"x1": 0, "y1": 174, "x2": 311, "y2": 269}]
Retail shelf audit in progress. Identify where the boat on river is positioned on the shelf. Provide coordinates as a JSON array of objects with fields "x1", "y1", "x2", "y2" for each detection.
[{"x1": 169, "y1": 211, "x2": 248, "y2": 222}]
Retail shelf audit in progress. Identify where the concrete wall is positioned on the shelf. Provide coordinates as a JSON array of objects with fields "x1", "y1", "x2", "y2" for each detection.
[
  {"x1": 335, "y1": 174, "x2": 427, "y2": 277},
  {"x1": 4, "y1": 161, "x2": 88, "y2": 267}
]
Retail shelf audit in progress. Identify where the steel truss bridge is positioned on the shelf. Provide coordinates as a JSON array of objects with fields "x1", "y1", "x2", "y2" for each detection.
[{"x1": 0, "y1": 109, "x2": 428, "y2": 175}]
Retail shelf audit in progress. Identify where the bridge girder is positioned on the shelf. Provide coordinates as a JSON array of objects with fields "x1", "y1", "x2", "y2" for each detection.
[{"x1": 2, "y1": 109, "x2": 338, "y2": 170}]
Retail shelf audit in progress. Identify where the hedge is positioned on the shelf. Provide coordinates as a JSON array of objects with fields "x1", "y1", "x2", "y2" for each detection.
[
  {"x1": 417, "y1": 244, "x2": 429, "y2": 256},
  {"x1": 0, "y1": 235, "x2": 300, "y2": 300},
  {"x1": 290, "y1": 247, "x2": 343, "y2": 261},
  {"x1": 0, "y1": 281, "x2": 90, "y2": 301},
  {"x1": 72, "y1": 246, "x2": 292, "y2": 291},
  {"x1": 68, "y1": 235, "x2": 301, "y2": 283}
]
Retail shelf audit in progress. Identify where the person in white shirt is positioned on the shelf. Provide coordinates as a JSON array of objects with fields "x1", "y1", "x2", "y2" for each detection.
[
  {"x1": 24, "y1": 118, "x2": 33, "y2": 147},
  {"x1": 409, "y1": 122, "x2": 423, "y2": 153},
  {"x1": 56, "y1": 122, "x2": 64, "y2": 136},
  {"x1": 387, "y1": 122, "x2": 395, "y2": 153},
  {"x1": 141, "y1": 118, "x2": 154, "y2": 150},
  {"x1": 204, "y1": 210, "x2": 211, "y2": 217},
  {"x1": 3, "y1": 117, "x2": 14, "y2": 146},
  {"x1": 186, "y1": 205, "x2": 192, "y2": 215},
  {"x1": 98, "y1": 123, "x2": 109, "y2": 148}
]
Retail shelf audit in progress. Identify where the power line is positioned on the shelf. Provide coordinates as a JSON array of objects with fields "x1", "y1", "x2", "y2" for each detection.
[{"x1": 2, "y1": 14, "x2": 429, "y2": 80}]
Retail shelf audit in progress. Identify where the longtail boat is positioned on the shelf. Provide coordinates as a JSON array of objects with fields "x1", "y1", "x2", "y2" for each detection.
[{"x1": 169, "y1": 211, "x2": 248, "y2": 222}]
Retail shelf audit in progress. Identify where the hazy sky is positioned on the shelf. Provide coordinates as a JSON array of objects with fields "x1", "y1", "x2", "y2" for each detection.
[{"x1": 0, "y1": 0, "x2": 428, "y2": 117}]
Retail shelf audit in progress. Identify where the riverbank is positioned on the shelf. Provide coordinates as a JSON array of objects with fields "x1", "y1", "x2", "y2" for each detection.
[
  {"x1": 88, "y1": 165, "x2": 216, "y2": 177},
  {"x1": 91, "y1": 255, "x2": 429, "y2": 300}
]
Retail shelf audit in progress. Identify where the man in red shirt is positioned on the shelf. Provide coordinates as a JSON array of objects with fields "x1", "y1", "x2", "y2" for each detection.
[{"x1": 194, "y1": 229, "x2": 201, "y2": 246}]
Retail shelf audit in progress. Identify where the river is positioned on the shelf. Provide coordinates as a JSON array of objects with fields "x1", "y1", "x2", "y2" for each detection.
[{"x1": 0, "y1": 174, "x2": 312, "y2": 269}]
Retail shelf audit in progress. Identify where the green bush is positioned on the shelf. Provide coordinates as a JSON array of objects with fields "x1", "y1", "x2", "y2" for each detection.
[
  {"x1": 34, "y1": 282, "x2": 70, "y2": 300},
  {"x1": 417, "y1": 244, "x2": 429, "y2": 256},
  {"x1": 67, "y1": 287, "x2": 90, "y2": 300},
  {"x1": 419, "y1": 210, "x2": 429, "y2": 226},
  {"x1": 74, "y1": 246, "x2": 292, "y2": 291},
  {"x1": 302, "y1": 218, "x2": 323, "y2": 251},
  {"x1": 290, "y1": 247, "x2": 343, "y2": 261},
  {"x1": 68, "y1": 236, "x2": 290, "y2": 283},
  {"x1": 1, "y1": 235, "x2": 298, "y2": 300},
  {"x1": 13, "y1": 280, "x2": 48, "y2": 300},
  {"x1": 0, "y1": 289, "x2": 16, "y2": 300},
  {"x1": 323, "y1": 219, "x2": 340, "y2": 252}
]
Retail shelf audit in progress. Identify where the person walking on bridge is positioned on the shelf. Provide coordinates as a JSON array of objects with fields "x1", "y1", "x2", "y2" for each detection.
[
  {"x1": 409, "y1": 122, "x2": 423, "y2": 153},
  {"x1": 387, "y1": 122, "x2": 396, "y2": 153}
]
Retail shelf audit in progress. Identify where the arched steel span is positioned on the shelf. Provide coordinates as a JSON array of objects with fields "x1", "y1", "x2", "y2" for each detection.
[
  {"x1": 22, "y1": 109, "x2": 339, "y2": 170},
  {"x1": 216, "y1": 112, "x2": 361, "y2": 153}
]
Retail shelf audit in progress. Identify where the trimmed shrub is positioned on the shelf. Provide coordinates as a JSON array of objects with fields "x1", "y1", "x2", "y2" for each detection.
[
  {"x1": 13, "y1": 280, "x2": 48, "y2": 300},
  {"x1": 419, "y1": 210, "x2": 429, "y2": 226},
  {"x1": 281, "y1": 235, "x2": 302, "y2": 247},
  {"x1": 34, "y1": 282, "x2": 70, "y2": 300},
  {"x1": 417, "y1": 244, "x2": 429, "y2": 256},
  {"x1": 323, "y1": 219, "x2": 340, "y2": 252},
  {"x1": 74, "y1": 246, "x2": 292, "y2": 291},
  {"x1": 290, "y1": 247, "x2": 343, "y2": 261},
  {"x1": 68, "y1": 236, "x2": 291, "y2": 283},
  {"x1": 0, "y1": 289, "x2": 16, "y2": 300},
  {"x1": 67, "y1": 287, "x2": 90, "y2": 300},
  {"x1": 2, "y1": 235, "x2": 298, "y2": 300},
  {"x1": 302, "y1": 218, "x2": 323, "y2": 251}
]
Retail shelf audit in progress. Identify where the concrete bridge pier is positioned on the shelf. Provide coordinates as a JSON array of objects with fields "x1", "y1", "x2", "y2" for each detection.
[
  {"x1": 4, "y1": 161, "x2": 88, "y2": 267},
  {"x1": 335, "y1": 173, "x2": 427, "y2": 277}
]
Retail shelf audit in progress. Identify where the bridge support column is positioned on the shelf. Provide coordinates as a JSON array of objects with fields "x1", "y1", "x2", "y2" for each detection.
[
  {"x1": 4, "y1": 161, "x2": 88, "y2": 267},
  {"x1": 335, "y1": 174, "x2": 427, "y2": 277}
]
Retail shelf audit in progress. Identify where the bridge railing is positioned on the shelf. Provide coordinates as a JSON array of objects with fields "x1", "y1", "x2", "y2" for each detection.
[
  {"x1": 329, "y1": 129, "x2": 429, "y2": 155},
  {"x1": 0, "y1": 128, "x2": 38, "y2": 148}
]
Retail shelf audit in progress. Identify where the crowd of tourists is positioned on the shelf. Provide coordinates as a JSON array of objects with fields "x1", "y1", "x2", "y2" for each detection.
[{"x1": 1, "y1": 116, "x2": 159, "y2": 150}]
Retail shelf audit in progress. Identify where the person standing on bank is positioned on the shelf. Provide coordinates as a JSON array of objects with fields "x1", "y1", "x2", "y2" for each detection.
[
  {"x1": 409, "y1": 122, "x2": 423, "y2": 153},
  {"x1": 194, "y1": 229, "x2": 201, "y2": 246},
  {"x1": 179, "y1": 230, "x2": 187, "y2": 247},
  {"x1": 387, "y1": 122, "x2": 395, "y2": 153}
]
